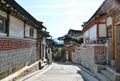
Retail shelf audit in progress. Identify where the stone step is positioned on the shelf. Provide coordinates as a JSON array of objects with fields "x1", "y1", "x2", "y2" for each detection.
[
  {"x1": 100, "y1": 70, "x2": 113, "y2": 81},
  {"x1": 41, "y1": 62, "x2": 47, "y2": 67},
  {"x1": 106, "y1": 67, "x2": 116, "y2": 74},
  {"x1": 96, "y1": 73, "x2": 111, "y2": 81}
]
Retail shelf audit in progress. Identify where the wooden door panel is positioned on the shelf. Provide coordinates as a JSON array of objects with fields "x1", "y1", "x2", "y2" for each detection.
[{"x1": 115, "y1": 25, "x2": 120, "y2": 72}]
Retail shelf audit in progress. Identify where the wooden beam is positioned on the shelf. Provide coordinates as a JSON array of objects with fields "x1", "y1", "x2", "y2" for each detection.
[
  {"x1": 97, "y1": 24, "x2": 99, "y2": 39},
  {"x1": 6, "y1": 11, "x2": 10, "y2": 37},
  {"x1": 112, "y1": 14, "x2": 115, "y2": 60}
]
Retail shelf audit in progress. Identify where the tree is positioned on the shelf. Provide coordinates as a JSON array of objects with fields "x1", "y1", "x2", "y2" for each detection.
[
  {"x1": 74, "y1": 36, "x2": 83, "y2": 44},
  {"x1": 53, "y1": 47, "x2": 66, "y2": 62}
]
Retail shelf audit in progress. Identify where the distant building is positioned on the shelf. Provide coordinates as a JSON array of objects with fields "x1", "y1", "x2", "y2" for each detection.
[{"x1": 58, "y1": 29, "x2": 82, "y2": 61}]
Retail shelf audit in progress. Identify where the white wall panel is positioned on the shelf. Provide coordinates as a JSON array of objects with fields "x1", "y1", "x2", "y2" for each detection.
[
  {"x1": 107, "y1": 17, "x2": 112, "y2": 26},
  {"x1": 99, "y1": 24, "x2": 106, "y2": 37},
  {"x1": 34, "y1": 29, "x2": 37, "y2": 38},
  {"x1": 9, "y1": 15, "x2": 24, "y2": 38},
  {"x1": 25, "y1": 24, "x2": 30, "y2": 37},
  {"x1": 90, "y1": 25, "x2": 97, "y2": 40}
]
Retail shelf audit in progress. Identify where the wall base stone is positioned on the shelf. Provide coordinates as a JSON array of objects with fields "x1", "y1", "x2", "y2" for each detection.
[
  {"x1": 114, "y1": 74, "x2": 120, "y2": 81},
  {"x1": 1, "y1": 61, "x2": 39, "y2": 81}
]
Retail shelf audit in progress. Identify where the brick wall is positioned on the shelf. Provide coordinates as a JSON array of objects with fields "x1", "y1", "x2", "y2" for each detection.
[
  {"x1": 0, "y1": 38, "x2": 38, "y2": 79},
  {"x1": 94, "y1": 46, "x2": 107, "y2": 64}
]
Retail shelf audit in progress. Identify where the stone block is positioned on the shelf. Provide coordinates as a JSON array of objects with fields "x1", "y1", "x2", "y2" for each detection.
[{"x1": 114, "y1": 74, "x2": 120, "y2": 81}]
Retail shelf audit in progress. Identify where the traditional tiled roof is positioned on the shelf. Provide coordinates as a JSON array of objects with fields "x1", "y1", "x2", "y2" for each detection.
[
  {"x1": 68, "y1": 29, "x2": 82, "y2": 35},
  {"x1": 41, "y1": 30, "x2": 51, "y2": 37},
  {"x1": 81, "y1": 0, "x2": 106, "y2": 28},
  {"x1": 2, "y1": 0, "x2": 46, "y2": 29}
]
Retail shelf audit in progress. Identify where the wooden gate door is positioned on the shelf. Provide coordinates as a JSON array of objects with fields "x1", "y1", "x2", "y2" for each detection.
[{"x1": 115, "y1": 25, "x2": 120, "y2": 72}]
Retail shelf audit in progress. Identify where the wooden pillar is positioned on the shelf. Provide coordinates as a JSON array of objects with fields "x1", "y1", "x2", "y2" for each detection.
[
  {"x1": 39, "y1": 42, "x2": 42, "y2": 59},
  {"x1": 113, "y1": 11, "x2": 120, "y2": 72},
  {"x1": 97, "y1": 24, "x2": 99, "y2": 39},
  {"x1": 112, "y1": 15, "x2": 115, "y2": 60},
  {"x1": 6, "y1": 11, "x2": 10, "y2": 37}
]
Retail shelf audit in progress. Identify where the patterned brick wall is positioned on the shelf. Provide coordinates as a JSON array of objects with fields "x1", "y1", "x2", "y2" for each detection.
[
  {"x1": 94, "y1": 46, "x2": 107, "y2": 64},
  {"x1": 0, "y1": 38, "x2": 34, "y2": 51},
  {"x1": 0, "y1": 38, "x2": 38, "y2": 79}
]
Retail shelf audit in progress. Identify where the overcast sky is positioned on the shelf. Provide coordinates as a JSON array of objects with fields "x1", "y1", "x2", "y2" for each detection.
[{"x1": 16, "y1": 0, "x2": 104, "y2": 38}]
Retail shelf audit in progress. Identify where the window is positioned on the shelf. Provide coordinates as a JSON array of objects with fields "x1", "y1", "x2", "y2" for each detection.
[
  {"x1": 0, "y1": 17, "x2": 5, "y2": 33},
  {"x1": 29, "y1": 27, "x2": 34, "y2": 37}
]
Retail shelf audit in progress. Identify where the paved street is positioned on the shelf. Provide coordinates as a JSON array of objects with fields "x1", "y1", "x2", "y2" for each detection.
[{"x1": 21, "y1": 62, "x2": 85, "y2": 81}]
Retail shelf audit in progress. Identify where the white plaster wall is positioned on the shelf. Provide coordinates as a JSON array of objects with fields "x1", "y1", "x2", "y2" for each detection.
[
  {"x1": 9, "y1": 15, "x2": 24, "y2": 38},
  {"x1": 34, "y1": 29, "x2": 37, "y2": 38},
  {"x1": 25, "y1": 24, "x2": 37, "y2": 38},
  {"x1": 41, "y1": 37, "x2": 46, "y2": 59},
  {"x1": 42, "y1": 37, "x2": 46, "y2": 45},
  {"x1": 0, "y1": 10, "x2": 7, "y2": 18},
  {"x1": 107, "y1": 16, "x2": 112, "y2": 26},
  {"x1": 90, "y1": 25, "x2": 97, "y2": 40},
  {"x1": 99, "y1": 24, "x2": 107, "y2": 37},
  {"x1": 25, "y1": 24, "x2": 30, "y2": 37}
]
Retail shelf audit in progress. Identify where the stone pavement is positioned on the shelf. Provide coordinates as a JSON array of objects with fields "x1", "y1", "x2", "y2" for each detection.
[{"x1": 18, "y1": 62, "x2": 99, "y2": 81}]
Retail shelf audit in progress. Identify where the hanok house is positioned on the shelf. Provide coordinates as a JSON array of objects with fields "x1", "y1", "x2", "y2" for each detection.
[
  {"x1": 0, "y1": 0, "x2": 51, "y2": 80},
  {"x1": 38, "y1": 30, "x2": 52, "y2": 68},
  {"x1": 58, "y1": 29, "x2": 82, "y2": 62},
  {"x1": 79, "y1": 0, "x2": 120, "y2": 81}
]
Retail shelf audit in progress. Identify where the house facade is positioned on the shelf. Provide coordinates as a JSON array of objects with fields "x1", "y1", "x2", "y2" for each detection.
[
  {"x1": 58, "y1": 29, "x2": 82, "y2": 62},
  {"x1": 38, "y1": 30, "x2": 52, "y2": 68},
  {"x1": 80, "y1": 0, "x2": 120, "y2": 80},
  {"x1": 0, "y1": 0, "x2": 51, "y2": 80}
]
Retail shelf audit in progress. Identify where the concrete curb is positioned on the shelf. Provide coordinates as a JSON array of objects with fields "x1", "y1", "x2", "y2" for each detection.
[{"x1": 75, "y1": 64, "x2": 99, "y2": 81}]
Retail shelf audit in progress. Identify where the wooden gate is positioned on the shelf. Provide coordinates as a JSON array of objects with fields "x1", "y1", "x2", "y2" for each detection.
[{"x1": 115, "y1": 25, "x2": 120, "y2": 72}]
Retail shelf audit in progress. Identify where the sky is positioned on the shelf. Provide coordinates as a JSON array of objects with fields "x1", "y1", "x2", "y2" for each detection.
[{"x1": 15, "y1": 0, "x2": 104, "y2": 38}]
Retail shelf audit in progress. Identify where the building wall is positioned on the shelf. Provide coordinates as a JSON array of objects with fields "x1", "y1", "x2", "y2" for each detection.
[
  {"x1": 34, "y1": 29, "x2": 37, "y2": 38},
  {"x1": 0, "y1": 38, "x2": 38, "y2": 79},
  {"x1": 89, "y1": 25, "x2": 97, "y2": 40},
  {"x1": 106, "y1": 16, "x2": 112, "y2": 26},
  {"x1": 83, "y1": 24, "x2": 97, "y2": 43},
  {"x1": 25, "y1": 24, "x2": 37, "y2": 39},
  {"x1": 41, "y1": 37, "x2": 46, "y2": 59},
  {"x1": 72, "y1": 44, "x2": 107, "y2": 73},
  {"x1": 0, "y1": 10, "x2": 39, "y2": 79},
  {"x1": 98, "y1": 24, "x2": 106, "y2": 37},
  {"x1": 25, "y1": 24, "x2": 30, "y2": 37},
  {"x1": 9, "y1": 15, "x2": 24, "y2": 38}
]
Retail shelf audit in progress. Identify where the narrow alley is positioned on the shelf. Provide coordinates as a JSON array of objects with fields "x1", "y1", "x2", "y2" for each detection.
[
  {"x1": 18, "y1": 62, "x2": 84, "y2": 81},
  {"x1": 17, "y1": 62, "x2": 98, "y2": 81}
]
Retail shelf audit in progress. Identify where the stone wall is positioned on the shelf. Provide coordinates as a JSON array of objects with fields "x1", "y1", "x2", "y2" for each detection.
[
  {"x1": 0, "y1": 38, "x2": 38, "y2": 79},
  {"x1": 94, "y1": 46, "x2": 107, "y2": 64},
  {"x1": 72, "y1": 44, "x2": 107, "y2": 73}
]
